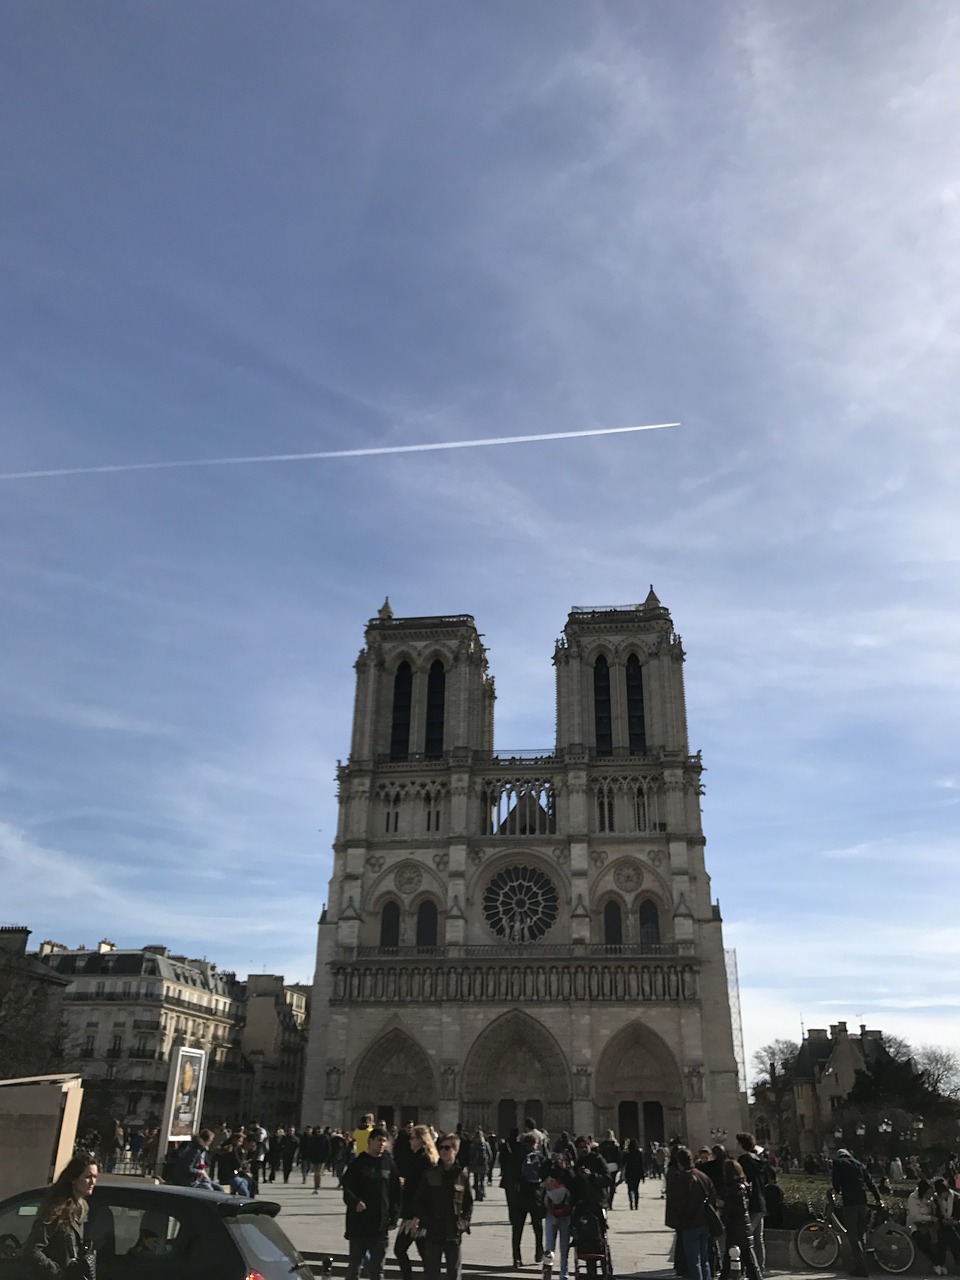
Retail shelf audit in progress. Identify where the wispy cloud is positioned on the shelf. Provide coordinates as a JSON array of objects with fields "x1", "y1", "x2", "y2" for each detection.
[{"x1": 1, "y1": 2, "x2": 957, "y2": 1051}]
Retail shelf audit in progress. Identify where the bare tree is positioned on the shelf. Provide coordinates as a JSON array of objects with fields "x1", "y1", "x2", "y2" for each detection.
[
  {"x1": 883, "y1": 1034, "x2": 914, "y2": 1063},
  {"x1": 915, "y1": 1045, "x2": 960, "y2": 1099},
  {"x1": 751, "y1": 1039, "x2": 799, "y2": 1145},
  {"x1": 0, "y1": 950, "x2": 65, "y2": 1079}
]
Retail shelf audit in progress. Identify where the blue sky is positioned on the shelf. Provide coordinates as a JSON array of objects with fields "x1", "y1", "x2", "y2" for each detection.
[{"x1": 2, "y1": 1, "x2": 958, "y2": 1072}]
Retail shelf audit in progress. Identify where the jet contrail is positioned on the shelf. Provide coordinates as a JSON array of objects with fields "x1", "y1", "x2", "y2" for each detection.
[{"x1": 0, "y1": 422, "x2": 679, "y2": 481}]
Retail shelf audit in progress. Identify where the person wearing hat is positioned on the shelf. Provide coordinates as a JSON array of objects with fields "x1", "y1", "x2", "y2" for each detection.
[{"x1": 831, "y1": 1148, "x2": 882, "y2": 1277}]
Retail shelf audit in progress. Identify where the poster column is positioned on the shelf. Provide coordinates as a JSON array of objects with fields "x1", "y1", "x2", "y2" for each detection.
[{"x1": 157, "y1": 1043, "x2": 208, "y2": 1172}]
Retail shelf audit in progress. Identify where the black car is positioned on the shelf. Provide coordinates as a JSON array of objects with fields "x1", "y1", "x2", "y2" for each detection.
[{"x1": 0, "y1": 1181, "x2": 314, "y2": 1280}]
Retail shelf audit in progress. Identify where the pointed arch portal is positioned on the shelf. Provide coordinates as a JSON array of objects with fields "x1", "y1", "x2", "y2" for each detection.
[
  {"x1": 594, "y1": 1021, "x2": 684, "y2": 1144},
  {"x1": 350, "y1": 1027, "x2": 438, "y2": 1128},
  {"x1": 460, "y1": 1010, "x2": 572, "y2": 1134}
]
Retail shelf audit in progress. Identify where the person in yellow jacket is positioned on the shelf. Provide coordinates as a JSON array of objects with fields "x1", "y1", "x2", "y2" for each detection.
[{"x1": 353, "y1": 1113, "x2": 376, "y2": 1156}]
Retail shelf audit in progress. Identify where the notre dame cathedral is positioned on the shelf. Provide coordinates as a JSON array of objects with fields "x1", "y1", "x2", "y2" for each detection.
[{"x1": 302, "y1": 594, "x2": 746, "y2": 1144}]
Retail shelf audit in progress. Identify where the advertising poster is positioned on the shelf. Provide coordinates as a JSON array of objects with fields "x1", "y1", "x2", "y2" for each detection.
[{"x1": 159, "y1": 1045, "x2": 207, "y2": 1158}]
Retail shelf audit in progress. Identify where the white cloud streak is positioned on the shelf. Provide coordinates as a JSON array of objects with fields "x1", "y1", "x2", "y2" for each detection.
[{"x1": 0, "y1": 422, "x2": 678, "y2": 482}]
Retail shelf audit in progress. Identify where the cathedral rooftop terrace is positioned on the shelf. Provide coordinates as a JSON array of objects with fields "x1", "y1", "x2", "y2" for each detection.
[{"x1": 367, "y1": 613, "x2": 477, "y2": 628}]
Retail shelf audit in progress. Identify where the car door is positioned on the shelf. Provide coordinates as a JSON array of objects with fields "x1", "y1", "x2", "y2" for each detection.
[
  {"x1": 0, "y1": 1191, "x2": 43, "y2": 1280},
  {"x1": 88, "y1": 1189, "x2": 236, "y2": 1280}
]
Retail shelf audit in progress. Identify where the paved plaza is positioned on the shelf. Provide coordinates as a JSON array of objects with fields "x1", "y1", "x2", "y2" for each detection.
[
  {"x1": 271, "y1": 1172, "x2": 676, "y2": 1275},
  {"x1": 265, "y1": 1174, "x2": 909, "y2": 1280}
]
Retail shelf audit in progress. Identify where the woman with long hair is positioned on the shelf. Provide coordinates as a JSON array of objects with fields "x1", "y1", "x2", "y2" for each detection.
[
  {"x1": 395, "y1": 1125, "x2": 439, "y2": 1280},
  {"x1": 24, "y1": 1152, "x2": 98, "y2": 1278},
  {"x1": 719, "y1": 1158, "x2": 761, "y2": 1280}
]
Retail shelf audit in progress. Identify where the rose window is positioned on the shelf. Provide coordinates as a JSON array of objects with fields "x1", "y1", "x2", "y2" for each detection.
[{"x1": 482, "y1": 864, "x2": 559, "y2": 942}]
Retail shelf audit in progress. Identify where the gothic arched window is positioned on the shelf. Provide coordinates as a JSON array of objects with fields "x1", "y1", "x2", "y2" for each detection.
[
  {"x1": 639, "y1": 899, "x2": 661, "y2": 948},
  {"x1": 379, "y1": 901, "x2": 401, "y2": 950},
  {"x1": 594, "y1": 656, "x2": 613, "y2": 756},
  {"x1": 626, "y1": 654, "x2": 646, "y2": 754},
  {"x1": 603, "y1": 900, "x2": 623, "y2": 946},
  {"x1": 390, "y1": 662, "x2": 413, "y2": 761},
  {"x1": 424, "y1": 660, "x2": 445, "y2": 758},
  {"x1": 596, "y1": 785, "x2": 615, "y2": 833},
  {"x1": 416, "y1": 900, "x2": 439, "y2": 949}
]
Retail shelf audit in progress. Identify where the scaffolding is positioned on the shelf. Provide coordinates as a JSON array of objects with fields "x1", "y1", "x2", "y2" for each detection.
[{"x1": 725, "y1": 948, "x2": 748, "y2": 1093}]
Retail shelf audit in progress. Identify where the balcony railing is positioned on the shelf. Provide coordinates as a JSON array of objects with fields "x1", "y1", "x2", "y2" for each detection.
[
  {"x1": 65, "y1": 990, "x2": 234, "y2": 1018},
  {"x1": 352, "y1": 942, "x2": 682, "y2": 960},
  {"x1": 331, "y1": 953, "x2": 698, "y2": 1006}
]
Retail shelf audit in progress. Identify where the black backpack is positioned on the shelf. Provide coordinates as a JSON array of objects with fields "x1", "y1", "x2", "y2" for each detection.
[{"x1": 168, "y1": 1142, "x2": 196, "y2": 1186}]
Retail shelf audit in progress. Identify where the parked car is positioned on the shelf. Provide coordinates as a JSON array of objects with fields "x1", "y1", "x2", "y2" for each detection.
[{"x1": 0, "y1": 1181, "x2": 313, "y2": 1280}]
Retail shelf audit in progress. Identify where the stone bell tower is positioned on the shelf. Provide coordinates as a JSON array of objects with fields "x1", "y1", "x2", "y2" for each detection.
[{"x1": 302, "y1": 596, "x2": 746, "y2": 1144}]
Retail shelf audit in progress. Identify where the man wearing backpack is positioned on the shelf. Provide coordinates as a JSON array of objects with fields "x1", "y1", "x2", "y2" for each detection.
[
  {"x1": 736, "y1": 1133, "x2": 768, "y2": 1276},
  {"x1": 833, "y1": 1148, "x2": 882, "y2": 1277},
  {"x1": 171, "y1": 1130, "x2": 219, "y2": 1191},
  {"x1": 512, "y1": 1134, "x2": 545, "y2": 1267}
]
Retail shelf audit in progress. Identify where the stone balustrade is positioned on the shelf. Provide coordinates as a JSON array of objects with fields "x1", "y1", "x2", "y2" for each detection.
[{"x1": 329, "y1": 954, "x2": 699, "y2": 1004}]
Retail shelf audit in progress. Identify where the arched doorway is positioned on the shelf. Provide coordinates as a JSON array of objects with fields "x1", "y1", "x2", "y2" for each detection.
[
  {"x1": 595, "y1": 1021, "x2": 684, "y2": 1145},
  {"x1": 350, "y1": 1027, "x2": 438, "y2": 1129},
  {"x1": 460, "y1": 1011, "x2": 572, "y2": 1134}
]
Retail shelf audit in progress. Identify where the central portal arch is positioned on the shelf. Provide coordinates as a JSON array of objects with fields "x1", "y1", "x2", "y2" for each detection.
[{"x1": 460, "y1": 1011, "x2": 572, "y2": 1134}]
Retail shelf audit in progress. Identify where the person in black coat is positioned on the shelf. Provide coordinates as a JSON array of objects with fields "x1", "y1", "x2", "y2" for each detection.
[
  {"x1": 623, "y1": 1139, "x2": 647, "y2": 1209},
  {"x1": 572, "y1": 1138, "x2": 613, "y2": 1280},
  {"x1": 395, "y1": 1126, "x2": 439, "y2": 1280},
  {"x1": 718, "y1": 1159, "x2": 761, "y2": 1280},
  {"x1": 412, "y1": 1134, "x2": 473, "y2": 1280},
  {"x1": 280, "y1": 1127, "x2": 300, "y2": 1183},
  {"x1": 312, "y1": 1127, "x2": 333, "y2": 1191},
  {"x1": 341, "y1": 1129, "x2": 401, "y2": 1280},
  {"x1": 598, "y1": 1132, "x2": 623, "y2": 1206}
]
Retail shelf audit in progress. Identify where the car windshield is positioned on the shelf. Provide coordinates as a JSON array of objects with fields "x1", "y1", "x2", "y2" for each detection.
[{"x1": 225, "y1": 1213, "x2": 312, "y2": 1280}]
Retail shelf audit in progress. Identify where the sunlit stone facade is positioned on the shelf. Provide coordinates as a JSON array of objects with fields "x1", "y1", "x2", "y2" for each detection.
[{"x1": 302, "y1": 595, "x2": 745, "y2": 1144}]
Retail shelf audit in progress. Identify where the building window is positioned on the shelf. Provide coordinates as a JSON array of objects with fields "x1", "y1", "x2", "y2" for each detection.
[
  {"x1": 481, "y1": 780, "x2": 556, "y2": 836},
  {"x1": 379, "y1": 901, "x2": 401, "y2": 950},
  {"x1": 415, "y1": 900, "x2": 439, "y2": 949},
  {"x1": 594, "y1": 656, "x2": 613, "y2": 756},
  {"x1": 423, "y1": 792, "x2": 442, "y2": 833},
  {"x1": 390, "y1": 661, "x2": 413, "y2": 761},
  {"x1": 424, "y1": 660, "x2": 445, "y2": 758},
  {"x1": 603, "y1": 900, "x2": 623, "y2": 946},
  {"x1": 639, "y1": 899, "x2": 661, "y2": 948},
  {"x1": 625, "y1": 654, "x2": 646, "y2": 754},
  {"x1": 634, "y1": 788, "x2": 647, "y2": 831},
  {"x1": 482, "y1": 865, "x2": 560, "y2": 943},
  {"x1": 383, "y1": 791, "x2": 401, "y2": 834},
  {"x1": 596, "y1": 785, "x2": 615, "y2": 832}
]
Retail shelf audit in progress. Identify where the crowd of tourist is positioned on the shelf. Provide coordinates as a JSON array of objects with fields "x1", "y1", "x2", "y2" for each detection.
[{"x1": 73, "y1": 1114, "x2": 960, "y2": 1280}]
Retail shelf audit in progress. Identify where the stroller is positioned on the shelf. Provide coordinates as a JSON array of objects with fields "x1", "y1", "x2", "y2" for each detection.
[{"x1": 571, "y1": 1202, "x2": 613, "y2": 1280}]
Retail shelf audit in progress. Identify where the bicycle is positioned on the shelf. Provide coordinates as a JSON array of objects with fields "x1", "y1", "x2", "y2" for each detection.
[{"x1": 796, "y1": 1197, "x2": 915, "y2": 1273}]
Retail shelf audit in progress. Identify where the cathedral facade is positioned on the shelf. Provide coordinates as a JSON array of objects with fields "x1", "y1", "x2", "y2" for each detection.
[{"x1": 302, "y1": 595, "x2": 745, "y2": 1144}]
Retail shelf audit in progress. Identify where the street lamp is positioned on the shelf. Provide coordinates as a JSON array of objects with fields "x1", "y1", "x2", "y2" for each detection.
[
  {"x1": 855, "y1": 1124, "x2": 866, "y2": 1137},
  {"x1": 834, "y1": 1128, "x2": 844, "y2": 1141},
  {"x1": 879, "y1": 1118, "x2": 892, "y2": 1135}
]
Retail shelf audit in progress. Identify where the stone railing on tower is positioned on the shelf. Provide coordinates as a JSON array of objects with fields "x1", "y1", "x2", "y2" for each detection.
[{"x1": 329, "y1": 941, "x2": 699, "y2": 1006}]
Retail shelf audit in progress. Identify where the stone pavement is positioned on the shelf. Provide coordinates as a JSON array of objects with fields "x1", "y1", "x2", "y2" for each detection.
[
  {"x1": 269, "y1": 1174, "x2": 683, "y2": 1277},
  {"x1": 264, "y1": 1174, "x2": 894, "y2": 1280}
]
